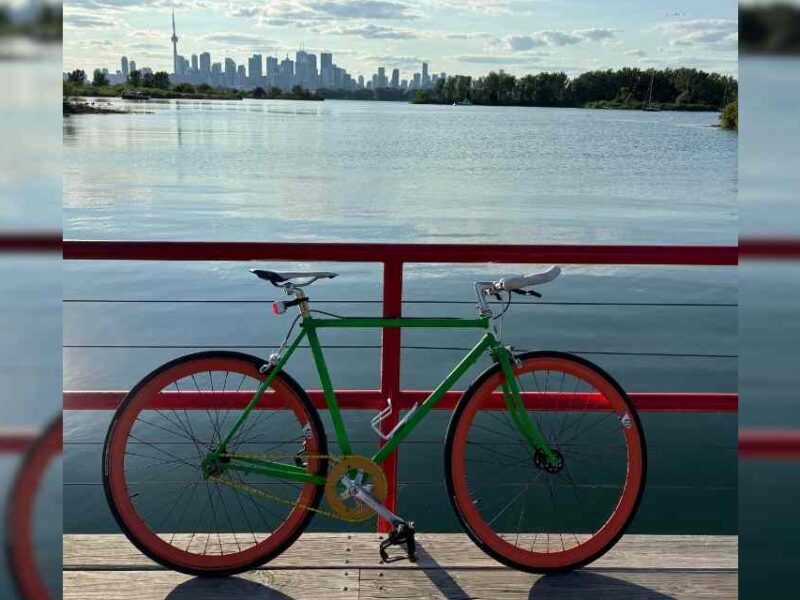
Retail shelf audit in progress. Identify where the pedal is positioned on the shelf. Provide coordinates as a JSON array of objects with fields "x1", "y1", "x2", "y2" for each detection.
[{"x1": 379, "y1": 521, "x2": 417, "y2": 563}]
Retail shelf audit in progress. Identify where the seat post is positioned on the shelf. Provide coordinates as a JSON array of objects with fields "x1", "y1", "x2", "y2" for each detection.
[{"x1": 292, "y1": 287, "x2": 312, "y2": 319}]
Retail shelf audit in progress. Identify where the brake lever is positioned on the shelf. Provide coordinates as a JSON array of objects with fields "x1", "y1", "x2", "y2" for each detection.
[{"x1": 512, "y1": 289, "x2": 542, "y2": 298}]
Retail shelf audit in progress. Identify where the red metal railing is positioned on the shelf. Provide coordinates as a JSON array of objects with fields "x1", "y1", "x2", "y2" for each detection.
[{"x1": 61, "y1": 239, "x2": 745, "y2": 531}]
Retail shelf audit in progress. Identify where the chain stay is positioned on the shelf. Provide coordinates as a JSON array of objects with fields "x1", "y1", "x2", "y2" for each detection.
[{"x1": 210, "y1": 452, "x2": 372, "y2": 524}]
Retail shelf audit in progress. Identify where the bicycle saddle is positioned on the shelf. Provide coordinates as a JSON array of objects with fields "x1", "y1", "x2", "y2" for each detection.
[{"x1": 250, "y1": 269, "x2": 338, "y2": 287}]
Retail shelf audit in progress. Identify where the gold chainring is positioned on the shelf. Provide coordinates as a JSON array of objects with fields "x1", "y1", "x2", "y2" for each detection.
[{"x1": 324, "y1": 455, "x2": 387, "y2": 522}]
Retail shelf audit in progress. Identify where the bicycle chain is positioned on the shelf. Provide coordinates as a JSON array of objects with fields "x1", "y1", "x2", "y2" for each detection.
[{"x1": 208, "y1": 452, "x2": 372, "y2": 524}]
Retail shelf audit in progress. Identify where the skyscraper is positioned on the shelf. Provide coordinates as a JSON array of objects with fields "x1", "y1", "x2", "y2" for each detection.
[
  {"x1": 391, "y1": 68, "x2": 400, "y2": 88},
  {"x1": 191, "y1": 54, "x2": 198, "y2": 71},
  {"x1": 320, "y1": 52, "x2": 333, "y2": 88},
  {"x1": 248, "y1": 54, "x2": 263, "y2": 85},
  {"x1": 266, "y1": 56, "x2": 279, "y2": 87},
  {"x1": 279, "y1": 55, "x2": 294, "y2": 90},
  {"x1": 129, "y1": 60, "x2": 137, "y2": 73},
  {"x1": 199, "y1": 52, "x2": 211, "y2": 75},
  {"x1": 377, "y1": 67, "x2": 387, "y2": 88},
  {"x1": 170, "y1": 11, "x2": 179, "y2": 75},
  {"x1": 224, "y1": 58, "x2": 236, "y2": 87},
  {"x1": 121, "y1": 56, "x2": 129, "y2": 79},
  {"x1": 421, "y1": 62, "x2": 430, "y2": 88}
]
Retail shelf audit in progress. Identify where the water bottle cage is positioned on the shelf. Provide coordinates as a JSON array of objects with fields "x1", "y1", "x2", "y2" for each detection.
[{"x1": 370, "y1": 398, "x2": 420, "y2": 441}]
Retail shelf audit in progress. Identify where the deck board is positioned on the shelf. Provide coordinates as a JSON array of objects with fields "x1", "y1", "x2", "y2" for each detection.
[{"x1": 64, "y1": 533, "x2": 737, "y2": 599}]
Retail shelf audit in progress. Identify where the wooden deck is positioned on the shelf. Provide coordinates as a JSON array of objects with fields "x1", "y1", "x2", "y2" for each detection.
[{"x1": 64, "y1": 533, "x2": 737, "y2": 599}]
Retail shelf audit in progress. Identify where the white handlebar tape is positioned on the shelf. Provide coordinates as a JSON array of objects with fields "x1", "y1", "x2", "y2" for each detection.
[{"x1": 499, "y1": 266, "x2": 561, "y2": 292}]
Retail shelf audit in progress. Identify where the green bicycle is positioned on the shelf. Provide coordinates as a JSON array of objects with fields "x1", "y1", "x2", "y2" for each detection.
[{"x1": 103, "y1": 266, "x2": 646, "y2": 576}]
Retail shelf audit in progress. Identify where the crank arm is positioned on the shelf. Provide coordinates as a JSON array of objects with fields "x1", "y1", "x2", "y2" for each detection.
[{"x1": 351, "y1": 485, "x2": 403, "y2": 526}]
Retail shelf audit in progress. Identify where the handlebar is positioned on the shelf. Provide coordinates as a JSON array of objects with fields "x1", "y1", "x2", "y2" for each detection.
[{"x1": 498, "y1": 266, "x2": 561, "y2": 292}]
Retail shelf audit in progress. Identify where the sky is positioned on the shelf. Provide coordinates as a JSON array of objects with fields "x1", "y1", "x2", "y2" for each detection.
[{"x1": 62, "y1": 0, "x2": 739, "y2": 79}]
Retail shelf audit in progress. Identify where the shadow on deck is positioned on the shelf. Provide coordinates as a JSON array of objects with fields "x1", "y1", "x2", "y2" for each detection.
[{"x1": 63, "y1": 533, "x2": 737, "y2": 599}]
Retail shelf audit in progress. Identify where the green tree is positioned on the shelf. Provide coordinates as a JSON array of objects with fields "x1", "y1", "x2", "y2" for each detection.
[
  {"x1": 151, "y1": 71, "x2": 171, "y2": 89},
  {"x1": 173, "y1": 82, "x2": 196, "y2": 94},
  {"x1": 67, "y1": 69, "x2": 87, "y2": 85},
  {"x1": 413, "y1": 89, "x2": 430, "y2": 104},
  {"x1": 252, "y1": 86, "x2": 267, "y2": 99},
  {"x1": 720, "y1": 99, "x2": 738, "y2": 130},
  {"x1": 92, "y1": 69, "x2": 109, "y2": 87},
  {"x1": 127, "y1": 70, "x2": 141, "y2": 87}
]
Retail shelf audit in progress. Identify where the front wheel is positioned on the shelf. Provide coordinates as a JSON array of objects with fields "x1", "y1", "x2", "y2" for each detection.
[{"x1": 445, "y1": 351, "x2": 646, "y2": 572}]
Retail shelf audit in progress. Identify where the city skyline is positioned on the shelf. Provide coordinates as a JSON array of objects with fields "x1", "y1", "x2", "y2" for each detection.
[
  {"x1": 90, "y1": 13, "x2": 443, "y2": 93},
  {"x1": 63, "y1": 1, "x2": 738, "y2": 78}
]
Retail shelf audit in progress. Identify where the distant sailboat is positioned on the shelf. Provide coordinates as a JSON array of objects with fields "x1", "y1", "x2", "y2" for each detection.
[{"x1": 643, "y1": 71, "x2": 661, "y2": 112}]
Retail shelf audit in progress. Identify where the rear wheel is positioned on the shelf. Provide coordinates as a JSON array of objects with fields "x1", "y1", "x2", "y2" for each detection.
[
  {"x1": 103, "y1": 351, "x2": 327, "y2": 576},
  {"x1": 6, "y1": 416, "x2": 62, "y2": 600},
  {"x1": 445, "y1": 351, "x2": 646, "y2": 572}
]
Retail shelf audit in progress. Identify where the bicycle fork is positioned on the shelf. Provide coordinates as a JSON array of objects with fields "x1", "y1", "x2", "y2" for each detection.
[{"x1": 492, "y1": 345, "x2": 560, "y2": 468}]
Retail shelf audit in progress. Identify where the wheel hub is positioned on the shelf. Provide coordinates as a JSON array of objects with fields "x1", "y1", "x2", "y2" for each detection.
[{"x1": 534, "y1": 448, "x2": 564, "y2": 474}]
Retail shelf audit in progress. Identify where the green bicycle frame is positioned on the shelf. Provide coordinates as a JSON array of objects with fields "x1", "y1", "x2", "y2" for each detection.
[{"x1": 203, "y1": 314, "x2": 557, "y2": 485}]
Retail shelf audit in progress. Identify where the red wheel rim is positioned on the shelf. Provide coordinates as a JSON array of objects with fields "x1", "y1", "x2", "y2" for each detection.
[
  {"x1": 450, "y1": 357, "x2": 644, "y2": 570},
  {"x1": 106, "y1": 357, "x2": 321, "y2": 572},
  {"x1": 7, "y1": 416, "x2": 62, "y2": 600}
]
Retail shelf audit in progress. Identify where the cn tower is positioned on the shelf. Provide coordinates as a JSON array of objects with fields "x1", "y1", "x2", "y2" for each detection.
[{"x1": 171, "y1": 11, "x2": 179, "y2": 74}]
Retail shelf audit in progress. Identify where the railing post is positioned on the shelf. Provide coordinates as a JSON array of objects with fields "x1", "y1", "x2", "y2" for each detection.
[{"x1": 378, "y1": 259, "x2": 403, "y2": 533}]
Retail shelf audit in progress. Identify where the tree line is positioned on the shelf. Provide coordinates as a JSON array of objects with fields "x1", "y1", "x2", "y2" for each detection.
[
  {"x1": 322, "y1": 67, "x2": 736, "y2": 111},
  {"x1": 741, "y1": 3, "x2": 800, "y2": 54}
]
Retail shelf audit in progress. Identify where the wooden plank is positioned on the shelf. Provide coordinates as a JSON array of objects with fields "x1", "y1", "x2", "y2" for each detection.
[
  {"x1": 63, "y1": 569, "x2": 358, "y2": 600},
  {"x1": 359, "y1": 568, "x2": 738, "y2": 600},
  {"x1": 64, "y1": 533, "x2": 737, "y2": 571}
]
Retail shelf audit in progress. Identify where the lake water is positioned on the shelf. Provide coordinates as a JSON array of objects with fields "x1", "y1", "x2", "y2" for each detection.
[
  {"x1": 738, "y1": 56, "x2": 800, "y2": 600},
  {"x1": 62, "y1": 97, "x2": 738, "y2": 545}
]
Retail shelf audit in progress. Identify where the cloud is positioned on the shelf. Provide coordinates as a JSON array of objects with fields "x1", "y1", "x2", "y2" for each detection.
[
  {"x1": 63, "y1": 11, "x2": 119, "y2": 28},
  {"x1": 202, "y1": 32, "x2": 279, "y2": 48},
  {"x1": 656, "y1": 19, "x2": 737, "y2": 49},
  {"x1": 456, "y1": 55, "x2": 542, "y2": 65},
  {"x1": 328, "y1": 23, "x2": 417, "y2": 39},
  {"x1": 624, "y1": 48, "x2": 646, "y2": 57},
  {"x1": 364, "y1": 54, "x2": 425, "y2": 68},
  {"x1": 312, "y1": 0, "x2": 420, "y2": 20},
  {"x1": 505, "y1": 35, "x2": 546, "y2": 51},
  {"x1": 129, "y1": 29, "x2": 162, "y2": 38},
  {"x1": 499, "y1": 27, "x2": 616, "y2": 52},
  {"x1": 575, "y1": 28, "x2": 617, "y2": 42},
  {"x1": 444, "y1": 31, "x2": 495, "y2": 40},
  {"x1": 236, "y1": 0, "x2": 421, "y2": 28}
]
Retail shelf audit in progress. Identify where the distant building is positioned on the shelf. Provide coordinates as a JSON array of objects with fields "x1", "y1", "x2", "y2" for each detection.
[
  {"x1": 224, "y1": 57, "x2": 236, "y2": 87},
  {"x1": 357, "y1": 74, "x2": 364, "y2": 89},
  {"x1": 401, "y1": 79, "x2": 408, "y2": 89},
  {"x1": 421, "y1": 62, "x2": 430, "y2": 88},
  {"x1": 279, "y1": 55, "x2": 294, "y2": 90},
  {"x1": 266, "y1": 56, "x2": 279, "y2": 87},
  {"x1": 295, "y1": 49, "x2": 318, "y2": 89},
  {"x1": 412, "y1": 73, "x2": 421, "y2": 89},
  {"x1": 191, "y1": 54, "x2": 198, "y2": 71},
  {"x1": 129, "y1": 60, "x2": 137, "y2": 73},
  {"x1": 248, "y1": 54, "x2": 263, "y2": 87},
  {"x1": 199, "y1": 52, "x2": 211, "y2": 75},
  {"x1": 391, "y1": 68, "x2": 400, "y2": 88},
  {"x1": 320, "y1": 52, "x2": 333, "y2": 88},
  {"x1": 121, "y1": 56, "x2": 129, "y2": 80}
]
